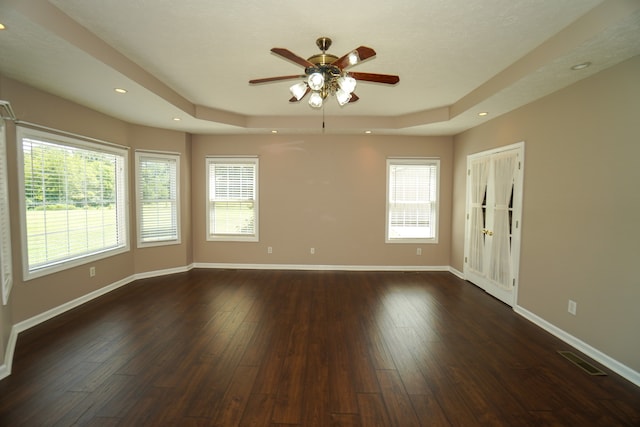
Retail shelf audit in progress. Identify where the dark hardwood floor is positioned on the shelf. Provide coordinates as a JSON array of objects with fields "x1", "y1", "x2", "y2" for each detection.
[{"x1": 0, "y1": 269, "x2": 638, "y2": 426}]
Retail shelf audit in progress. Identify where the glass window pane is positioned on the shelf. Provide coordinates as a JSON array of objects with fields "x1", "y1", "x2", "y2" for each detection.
[
  {"x1": 19, "y1": 128, "x2": 128, "y2": 278},
  {"x1": 136, "y1": 153, "x2": 180, "y2": 246},
  {"x1": 386, "y1": 159, "x2": 439, "y2": 243},
  {"x1": 207, "y1": 158, "x2": 258, "y2": 242}
]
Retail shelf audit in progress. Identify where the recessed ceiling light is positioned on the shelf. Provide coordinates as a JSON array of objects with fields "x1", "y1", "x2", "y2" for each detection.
[
  {"x1": 364, "y1": 130, "x2": 372, "y2": 134},
  {"x1": 0, "y1": 23, "x2": 6, "y2": 30},
  {"x1": 114, "y1": 88, "x2": 127, "y2": 94},
  {"x1": 571, "y1": 62, "x2": 591, "y2": 71},
  {"x1": 172, "y1": 117, "x2": 181, "y2": 121},
  {"x1": 478, "y1": 112, "x2": 489, "y2": 117},
  {"x1": 271, "y1": 130, "x2": 278, "y2": 134}
]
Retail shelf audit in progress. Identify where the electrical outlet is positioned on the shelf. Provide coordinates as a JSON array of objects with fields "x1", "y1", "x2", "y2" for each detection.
[
  {"x1": 267, "y1": 246, "x2": 273, "y2": 254},
  {"x1": 568, "y1": 299, "x2": 577, "y2": 315},
  {"x1": 310, "y1": 247, "x2": 315, "y2": 255},
  {"x1": 89, "y1": 266, "x2": 96, "y2": 277},
  {"x1": 416, "y1": 248, "x2": 422, "y2": 255}
]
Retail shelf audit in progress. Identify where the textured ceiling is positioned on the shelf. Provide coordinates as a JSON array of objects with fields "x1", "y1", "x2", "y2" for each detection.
[{"x1": 0, "y1": 0, "x2": 639, "y2": 135}]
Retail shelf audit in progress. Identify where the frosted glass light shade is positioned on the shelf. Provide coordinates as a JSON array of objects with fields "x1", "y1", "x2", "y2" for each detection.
[
  {"x1": 337, "y1": 76, "x2": 356, "y2": 93},
  {"x1": 336, "y1": 89, "x2": 352, "y2": 106},
  {"x1": 308, "y1": 72, "x2": 324, "y2": 91},
  {"x1": 347, "y1": 51, "x2": 360, "y2": 66},
  {"x1": 289, "y1": 82, "x2": 307, "y2": 100},
  {"x1": 308, "y1": 92, "x2": 323, "y2": 108}
]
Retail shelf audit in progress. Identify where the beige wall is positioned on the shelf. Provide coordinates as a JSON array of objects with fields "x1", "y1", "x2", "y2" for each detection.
[
  {"x1": 129, "y1": 125, "x2": 193, "y2": 274},
  {"x1": 0, "y1": 75, "x2": 453, "y2": 369},
  {"x1": 191, "y1": 134, "x2": 453, "y2": 267},
  {"x1": 2, "y1": 78, "x2": 129, "y2": 324},
  {"x1": 1, "y1": 55, "x2": 638, "y2": 377},
  {"x1": 0, "y1": 78, "x2": 192, "y2": 328},
  {"x1": 452, "y1": 55, "x2": 640, "y2": 372}
]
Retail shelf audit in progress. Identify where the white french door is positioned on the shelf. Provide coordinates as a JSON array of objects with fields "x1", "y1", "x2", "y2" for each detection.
[{"x1": 464, "y1": 142, "x2": 524, "y2": 307}]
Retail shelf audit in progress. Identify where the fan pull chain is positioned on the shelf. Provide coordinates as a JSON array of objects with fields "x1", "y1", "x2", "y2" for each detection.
[{"x1": 322, "y1": 104, "x2": 325, "y2": 132}]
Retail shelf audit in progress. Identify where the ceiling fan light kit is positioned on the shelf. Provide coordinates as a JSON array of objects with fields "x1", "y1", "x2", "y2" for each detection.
[
  {"x1": 250, "y1": 37, "x2": 399, "y2": 109},
  {"x1": 289, "y1": 82, "x2": 308, "y2": 101},
  {"x1": 335, "y1": 89, "x2": 352, "y2": 106},
  {"x1": 337, "y1": 76, "x2": 357, "y2": 93},
  {"x1": 307, "y1": 72, "x2": 325, "y2": 91},
  {"x1": 308, "y1": 92, "x2": 324, "y2": 108}
]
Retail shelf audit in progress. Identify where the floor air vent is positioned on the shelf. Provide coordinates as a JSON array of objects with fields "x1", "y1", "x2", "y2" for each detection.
[{"x1": 558, "y1": 351, "x2": 607, "y2": 376}]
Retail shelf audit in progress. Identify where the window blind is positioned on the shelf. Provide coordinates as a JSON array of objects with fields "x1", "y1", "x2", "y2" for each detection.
[
  {"x1": 207, "y1": 158, "x2": 258, "y2": 240},
  {"x1": 20, "y1": 131, "x2": 128, "y2": 277},
  {"x1": 136, "y1": 153, "x2": 179, "y2": 245},
  {"x1": 387, "y1": 160, "x2": 439, "y2": 241}
]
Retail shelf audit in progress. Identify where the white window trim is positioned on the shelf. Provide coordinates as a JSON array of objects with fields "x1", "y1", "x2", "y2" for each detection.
[
  {"x1": 17, "y1": 126, "x2": 130, "y2": 281},
  {"x1": 135, "y1": 151, "x2": 181, "y2": 248},
  {"x1": 206, "y1": 156, "x2": 259, "y2": 242},
  {"x1": 386, "y1": 157, "x2": 440, "y2": 244},
  {"x1": 0, "y1": 121, "x2": 13, "y2": 304}
]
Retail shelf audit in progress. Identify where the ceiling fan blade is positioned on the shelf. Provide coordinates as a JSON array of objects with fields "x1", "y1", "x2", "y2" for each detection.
[
  {"x1": 271, "y1": 48, "x2": 315, "y2": 68},
  {"x1": 249, "y1": 75, "x2": 305, "y2": 84},
  {"x1": 349, "y1": 72, "x2": 400, "y2": 85},
  {"x1": 349, "y1": 93, "x2": 360, "y2": 103},
  {"x1": 289, "y1": 87, "x2": 311, "y2": 102},
  {"x1": 332, "y1": 46, "x2": 376, "y2": 70}
]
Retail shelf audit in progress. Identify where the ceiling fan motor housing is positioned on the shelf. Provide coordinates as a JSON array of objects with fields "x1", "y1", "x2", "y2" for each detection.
[{"x1": 305, "y1": 38, "x2": 343, "y2": 98}]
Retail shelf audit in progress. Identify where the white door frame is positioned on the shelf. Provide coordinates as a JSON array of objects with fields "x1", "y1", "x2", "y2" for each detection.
[{"x1": 463, "y1": 141, "x2": 525, "y2": 307}]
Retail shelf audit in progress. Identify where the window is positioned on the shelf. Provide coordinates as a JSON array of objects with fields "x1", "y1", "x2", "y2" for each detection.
[
  {"x1": 386, "y1": 158, "x2": 439, "y2": 243},
  {"x1": 206, "y1": 157, "x2": 258, "y2": 242},
  {"x1": 0, "y1": 122, "x2": 12, "y2": 304},
  {"x1": 18, "y1": 127, "x2": 129, "y2": 280},
  {"x1": 135, "y1": 152, "x2": 180, "y2": 247}
]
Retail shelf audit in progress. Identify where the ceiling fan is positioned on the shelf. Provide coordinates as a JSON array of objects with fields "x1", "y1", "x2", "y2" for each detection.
[{"x1": 249, "y1": 37, "x2": 400, "y2": 108}]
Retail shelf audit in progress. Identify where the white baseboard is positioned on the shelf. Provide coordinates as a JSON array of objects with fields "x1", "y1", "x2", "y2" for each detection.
[
  {"x1": 12, "y1": 264, "x2": 196, "y2": 335},
  {"x1": 0, "y1": 327, "x2": 18, "y2": 381},
  {"x1": 448, "y1": 266, "x2": 464, "y2": 279},
  {"x1": 0, "y1": 264, "x2": 195, "y2": 380},
  {"x1": 193, "y1": 262, "x2": 452, "y2": 272},
  {"x1": 133, "y1": 263, "x2": 194, "y2": 280},
  {"x1": 514, "y1": 305, "x2": 640, "y2": 388},
  {"x1": 2, "y1": 264, "x2": 638, "y2": 389},
  {"x1": 12, "y1": 275, "x2": 137, "y2": 337}
]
